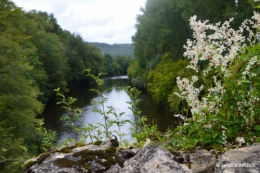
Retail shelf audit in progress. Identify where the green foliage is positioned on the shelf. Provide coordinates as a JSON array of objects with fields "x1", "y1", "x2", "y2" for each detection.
[
  {"x1": 114, "y1": 55, "x2": 132, "y2": 75},
  {"x1": 55, "y1": 88, "x2": 84, "y2": 143},
  {"x1": 123, "y1": 87, "x2": 142, "y2": 133},
  {"x1": 130, "y1": 0, "x2": 255, "y2": 102},
  {"x1": 0, "y1": 1, "x2": 45, "y2": 172},
  {"x1": 40, "y1": 130, "x2": 58, "y2": 152},
  {"x1": 104, "y1": 54, "x2": 132, "y2": 76},
  {"x1": 123, "y1": 86, "x2": 161, "y2": 148},
  {"x1": 24, "y1": 10, "x2": 69, "y2": 101},
  {"x1": 35, "y1": 119, "x2": 57, "y2": 152},
  {"x1": 54, "y1": 69, "x2": 137, "y2": 147},
  {"x1": 24, "y1": 10, "x2": 106, "y2": 99},
  {"x1": 85, "y1": 69, "x2": 132, "y2": 142},
  {"x1": 81, "y1": 123, "x2": 100, "y2": 143},
  {"x1": 0, "y1": 121, "x2": 30, "y2": 173},
  {"x1": 104, "y1": 54, "x2": 116, "y2": 76},
  {"x1": 106, "y1": 106, "x2": 130, "y2": 141},
  {"x1": 85, "y1": 69, "x2": 111, "y2": 138},
  {"x1": 172, "y1": 11, "x2": 260, "y2": 150},
  {"x1": 147, "y1": 53, "x2": 194, "y2": 111},
  {"x1": 127, "y1": 60, "x2": 146, "y2": 89}
]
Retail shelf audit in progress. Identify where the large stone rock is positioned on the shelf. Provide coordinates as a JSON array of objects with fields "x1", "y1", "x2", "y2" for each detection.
[
  {"x1": 189, "y1": 149, "x2": 216, "y2": 173},
  {"x1": 26, "y1": 152, "x2": 83, "y2": 173},
  {"x1": 121, "y1": 145, "x2": 192, "y2": 173},
  {"x1": 119, "y1": 148, "x2": 139, "y2": 160},
  {"x1": 105, "y1": 163, "x2": 122, "y2": 173},
  {"x1": 25, "y1": 137, "x2": 260, "y2": 173},
  {"x1": 214, "y1": 143, "x2": 260, "y2": 173},
  {"x1": 24, "y1": 137, "x2": 119, "y2": 173}
]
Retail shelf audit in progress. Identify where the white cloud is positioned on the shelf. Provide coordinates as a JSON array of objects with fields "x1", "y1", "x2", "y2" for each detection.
[{"x1": 12, "y1": 0, "x2": 145, "y2": 44}]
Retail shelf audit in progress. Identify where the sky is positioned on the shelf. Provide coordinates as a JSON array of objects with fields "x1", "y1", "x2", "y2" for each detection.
[{"x1": 11, "y1": 0, "x2": 146, "y2": 44}]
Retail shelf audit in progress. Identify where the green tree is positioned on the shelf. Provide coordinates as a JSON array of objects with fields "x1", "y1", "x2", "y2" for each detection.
[
  {"x1": 114, "y1": 55, "x2": 132, "y2": 75},
  {"x1": 25, "y1": 10, "x2": 69, "y2": 101},
  {"x1": 0, "y1": 1, "x2": 44, "y2": 172},
  {"x1": 127, "y1": 60, "x2": 146, "y2": 89},
  {"x1": 64, "y1": 33, "x2": 91, "y2": 86},
  {"x1": 104, "y1": 54, "x2": 116, "y2": 76},
  {"x1": 147, "y1": 53, "x2": 193, "y2": 111}
]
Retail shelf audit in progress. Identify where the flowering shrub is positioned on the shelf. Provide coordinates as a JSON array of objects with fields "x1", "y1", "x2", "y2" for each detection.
[{"x1": 173, "y1": 7, "x2": 260, "y2": 148}]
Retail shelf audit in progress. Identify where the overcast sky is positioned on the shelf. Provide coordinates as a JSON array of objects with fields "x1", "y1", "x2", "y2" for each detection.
[{"x1": 11, "y1": 0, "x2": 146, "y2": 44}]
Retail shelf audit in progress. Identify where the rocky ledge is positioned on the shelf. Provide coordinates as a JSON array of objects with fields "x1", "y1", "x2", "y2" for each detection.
[{"x1": 24, "y1": 138, "x2": 260, "y2": 173}]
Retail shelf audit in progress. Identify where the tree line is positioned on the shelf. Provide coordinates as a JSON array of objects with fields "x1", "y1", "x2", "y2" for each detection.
[
  {"x1": 128, "y1": 0, "x2": 256, "y2": 112},
  {"x1": 0, "y1": 0, "x2": 131, "y2": 172},
  {"x1": 88, "y1": 42, "x2": 134, "y2": 58}
]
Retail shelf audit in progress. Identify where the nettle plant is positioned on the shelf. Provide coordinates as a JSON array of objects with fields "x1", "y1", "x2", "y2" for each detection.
[{"x1": 173, "y1": 9, "x2": 260, "y2": 149}]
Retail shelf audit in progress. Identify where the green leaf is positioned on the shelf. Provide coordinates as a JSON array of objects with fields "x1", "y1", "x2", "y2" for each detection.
[
  {"x1": 212, "y1": 130, "x2": 219, "y2": 138},
  {"x1": 241, "y1": 79, "x2": 250, "y2": 83},
  {"x1": 254, "y1": 125, "x2": 260, "y2": 131}
]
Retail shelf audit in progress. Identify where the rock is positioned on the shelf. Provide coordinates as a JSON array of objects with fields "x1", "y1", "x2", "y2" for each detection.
[
  {"x1": 214, "y1": 143, "x2": 260, "y2": 173},
  {"x1": 121, "y1": 145, "x2": 192, "y2": 173},
  {"x1": 24, "y1": 138, "x2": 118, "y2": 173},
  {"x1": 25, "y1": 137, "x2": 260, "y2": 173},
  {"x1": 120, "y1": 148, "x2": 139, "y2": 159},
  {"x1": 26, "y1": 152, "x2": 82, "y2": 173},
  {"x1": 189, "y1": 149, "x2": 216, "y2": 173},
  {"x1": 99, "y1": 135, "x2": 119, "y2": 148},
  {"x1": 105, "y1": 163, "x2": 122, "y2": 173}
]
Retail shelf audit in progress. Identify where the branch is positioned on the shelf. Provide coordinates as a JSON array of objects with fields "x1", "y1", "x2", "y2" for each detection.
[{"x1": 0, "y1": 155, "x2": 17, "y2": 163}]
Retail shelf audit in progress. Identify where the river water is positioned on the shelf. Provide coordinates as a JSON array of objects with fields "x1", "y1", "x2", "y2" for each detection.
[{"x1": 43, "y1": 75, "x2": 178, "y2": 143}]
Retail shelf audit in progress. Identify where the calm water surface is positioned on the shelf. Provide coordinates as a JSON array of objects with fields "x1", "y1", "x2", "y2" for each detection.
[{"x1": 43, "y1": 76, "x2": 178, "y2": 143}]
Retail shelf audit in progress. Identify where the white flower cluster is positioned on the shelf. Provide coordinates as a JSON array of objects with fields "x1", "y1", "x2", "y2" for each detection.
[
  {"x1": 241, "y1": 56, "x2": 259, "y2": 79},
  {"x1": 236, "y1": 137, "x2": 245, "y2": 146},
  {"x1": 174, "y1": 114, "x2": 185, "y2": 120},
  {"x1": 184, "y1": 16, "x2": 246, "y2": 76},
  {"x1": 175, "y1": 11, "x2": 260, "y2": 145},
  {"x1": 175, "y1": 76, "x2": 205, "y2": 118}
]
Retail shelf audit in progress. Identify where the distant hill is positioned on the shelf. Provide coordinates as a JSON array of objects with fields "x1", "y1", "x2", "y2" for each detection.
[{"x1": 88, "y1": 42, "x2": 134, "y2": 58}]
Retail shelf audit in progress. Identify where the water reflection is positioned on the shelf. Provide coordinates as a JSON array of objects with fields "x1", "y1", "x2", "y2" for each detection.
[
  {"x1": 138, "y1": 92, "x2": 178, "y2": 131},
  {"x1": 56, "y1": 76, "x2": 134, "y2": 144},
  {"x1": 83, "y1": 79, "x2": 134, "y2": 142},
  {"x1": 43, "y1": 75, "x2": 178, "y2": 144}
]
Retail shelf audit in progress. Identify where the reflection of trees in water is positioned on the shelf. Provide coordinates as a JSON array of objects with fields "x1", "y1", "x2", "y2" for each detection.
[
  {"x1": 104, "y1": 78, "x2": 130, "y2": 89},
  {"x1": 138, "y1": 92, "x2": 178, "y2": 132},
  {"x1": 43, "y1": 75, "x2": 177, "y2": 140}
]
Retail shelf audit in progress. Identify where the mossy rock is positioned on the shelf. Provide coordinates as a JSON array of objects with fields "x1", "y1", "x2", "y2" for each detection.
[
  {"x1": 105, "y1": 146, "x2": 116, "y2": 154},
  {"x1": 94, "y1": 140, "x2": 103, "y2": 145},
  {"x1": 70, "y1": 145, "x2": 118, "y2": 172},
  {"x1": 55, "y1": 158, "x2": 76, "y2": 167},
  {"x1": 24, "y1": 152, "x2": 51, "y2": 170},
  {"x1": 37, "y1": 153, "x2": 51, "y2": 164},
  {"x1": 73, "y1": 142, "x2": 85, "y2": 147},
  {"x1": 59, "y1": 147, "x2": 72, "y2": 153},
  {"x1": 24, "y1": 160, "x2": 37, "y2": 170},
  {"x1": 101, "y1": 158, "x2": 117, "y2": 167}
]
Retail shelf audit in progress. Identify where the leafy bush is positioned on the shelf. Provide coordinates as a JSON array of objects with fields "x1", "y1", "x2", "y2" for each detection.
[{"x1": 173, "y1": 9, "x2": 260, "y2": 149}]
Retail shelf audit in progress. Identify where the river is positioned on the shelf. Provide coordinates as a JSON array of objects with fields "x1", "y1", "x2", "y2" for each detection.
[{"x1": 42, "y1": 75, "x2": 178, "y2": 144}]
